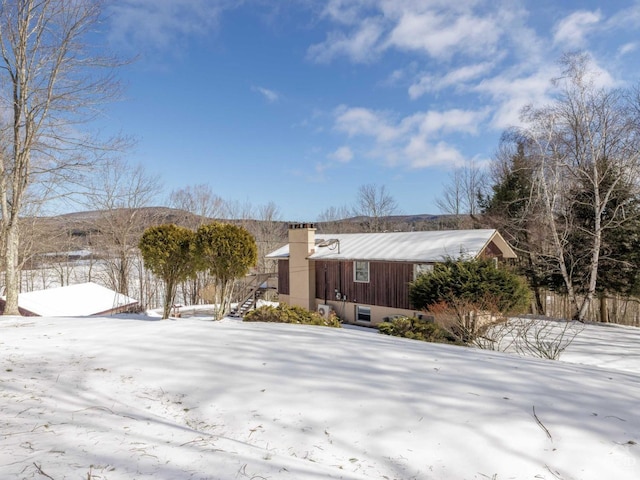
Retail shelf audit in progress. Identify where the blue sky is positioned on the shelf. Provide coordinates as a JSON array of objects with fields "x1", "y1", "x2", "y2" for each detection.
[{"x1": 99, "y1": 0, "x2": 640, "y2": 221}]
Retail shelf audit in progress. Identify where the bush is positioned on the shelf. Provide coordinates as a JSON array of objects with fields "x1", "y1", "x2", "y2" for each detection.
[
  {"x1": 409, "y1": 258, "x2": 531, "y2": 315},
  {"x1": 243, "y1": 304, "x2": 341, "y2": 328},
  {"x1": 425, "y1": 300, "x2": 497, "y2": 344},
  {"x1": 408, "y1": 258, "x2": 531, "y2": 345},
  {"x1": 378, "y1": 316, "x2": 460, "y2": 344}
]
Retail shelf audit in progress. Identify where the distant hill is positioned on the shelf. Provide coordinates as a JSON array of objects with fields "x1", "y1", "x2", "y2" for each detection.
[
  {"x1": 26, "y1": 207, "x2": 476, "y2": 258},
  {"x1": 42, "y1": 207, "x2": 464, "y2": 231}
]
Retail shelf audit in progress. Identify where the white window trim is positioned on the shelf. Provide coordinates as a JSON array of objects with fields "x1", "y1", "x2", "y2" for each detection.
[{"x1": 354, "y1": 261, "x2": 370, "y2": 283}]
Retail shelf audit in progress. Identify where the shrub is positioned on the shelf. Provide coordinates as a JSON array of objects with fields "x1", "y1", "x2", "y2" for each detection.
[
  {"x1": 409, "y1": 258, "x2": 531, "y2": 315},
  {"x1": 378, "y1": 316, "x2": 460, "y2": 344},
  {"x1": 425, "y1": 299, "x2": 497, "y2": 344},
  {"x1": 243, "y1": 304, "x2": 341, "y2": 328},
  {"x1": 409, "y1": 258, "x2": 531, "y2": 345}
]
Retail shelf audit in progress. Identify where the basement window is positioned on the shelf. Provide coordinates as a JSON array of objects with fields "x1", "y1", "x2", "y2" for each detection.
[
  {"x1": 356, "y1": 305, "x2": 371, "y2": 322},
  {"x1": 354, "y1": 261, "x2": 370, "y2": 283}
]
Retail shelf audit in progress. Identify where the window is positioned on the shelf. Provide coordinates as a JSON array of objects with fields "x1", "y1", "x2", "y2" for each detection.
[
  {"x1": 356, "y1": 305, "x2": 371, "y2": 322},
  {"x1": 354, "y1": 261, "x2": 370, "y2": 283},
  {"x1": 413, "y1": 263, "x2": 433, "y2": 280}
]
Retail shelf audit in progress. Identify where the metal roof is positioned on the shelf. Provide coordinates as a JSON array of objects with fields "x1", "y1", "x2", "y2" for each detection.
[{"x1": 266, "y1": 229, "x2": 516, "y2": 263}]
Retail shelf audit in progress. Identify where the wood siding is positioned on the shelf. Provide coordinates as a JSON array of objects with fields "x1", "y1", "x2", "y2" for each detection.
[
  {"x1": 315, "y1": 260, "x2": 413, "y2": 309},
  {"x1": 480, "y1": 240, "x2": 503, "y2": 258},
  {"x1": 278, "y1": 259, "x2": 290, "y2": 295}
]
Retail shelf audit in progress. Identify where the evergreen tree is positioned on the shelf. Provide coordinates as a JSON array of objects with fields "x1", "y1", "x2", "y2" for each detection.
[
  {"x1": 409, "y1": 258, "x2": 531, "y2": 315},
  {"x1": 561, "y1": 159, "x2": 640, "y2": 304},
  {"x1": 480, "y1": 138, "x2": 548, "y2": 313},
  {"x1": 139, "y1": 224, "x2": 196, "y2": 319},
  {"x1": 194, "y1": 223, "x2": 258, "y2": 319}
]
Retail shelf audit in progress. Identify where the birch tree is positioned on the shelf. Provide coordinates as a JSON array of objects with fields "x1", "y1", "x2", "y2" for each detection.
[
  {"x1": 519, "y1": 53, "x2": 640, "y2": 320},
  {"x1": 0, "y1": 0, "x2": 124, "y2": 314}
]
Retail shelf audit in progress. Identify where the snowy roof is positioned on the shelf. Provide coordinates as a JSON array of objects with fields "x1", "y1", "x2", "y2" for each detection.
[
  {"x1": 266, "y1": 229, "x2": 516, "y2": 263},
  {"x1": 10, "y1": 282, "x2": 138, "y2": 317}
]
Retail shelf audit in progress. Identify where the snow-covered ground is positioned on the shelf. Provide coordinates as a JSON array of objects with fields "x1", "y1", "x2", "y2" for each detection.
[{"x1": 1, "y1": 313, "x2": 638, "y2": 479}]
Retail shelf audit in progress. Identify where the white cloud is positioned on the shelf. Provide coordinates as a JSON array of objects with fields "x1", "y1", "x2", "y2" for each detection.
[
  {"x1": 252, "y1": 86, "x2": 280, "y2": 103},
  {"x1": 108, "y1": 0, "x2": 241, "y2": 50},
  {"x1": 409, "y1": 61, "x2": 495, "y2": 99},
  {"x1": 553, "y1": 10, "x2": 601, "y2": 48},
  {"x1": 308, "y1": 2, "x2": 514, "y2": 64},
  {"x1": 321, "y1": 0, "x2": 373, "y2": 25},
  {"x1": 333, "y1": 105, "x2": 487, "y2": 168},
  {"x1": 334, "y1": 106, "x2": 403, "y2": 142},
  {"x1": 474, "y1": 67, "x2": 557, "y2": 130},
  {"x1": 618, "y1": 42, "x2": 638, "y2": 57},
  {"x1": 606, "y1": 3, "x2": 640, "y2": 31},
  {"x1": 404, "y1": 140, "x2": 466, "y2": 169},
  {"x1": 307, "y1": 18, "x2": 385, "y2": 63},
  {"x1": 417, "y1": 109, "x2": 487, "y2": 135},
  {"x1": 386, "y1": 11, "x2": 501, "y2": 60},
  {"x1": 328, "y1": 146, "x2": 354, "y2": 163}
]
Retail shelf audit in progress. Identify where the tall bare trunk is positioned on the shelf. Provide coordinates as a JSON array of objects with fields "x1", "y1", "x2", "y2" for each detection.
[{"x1": 3, "y1": 225, "x2": 20, "y2": 315}]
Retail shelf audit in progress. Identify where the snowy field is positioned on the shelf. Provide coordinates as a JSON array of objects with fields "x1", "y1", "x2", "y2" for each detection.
[{"x1": 1, "y1": 313, "x2": 638, "y2": 479}]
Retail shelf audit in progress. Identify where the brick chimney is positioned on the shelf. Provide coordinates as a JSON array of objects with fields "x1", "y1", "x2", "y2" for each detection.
[{"x1": 288, "y1": 223, "x2": 316, "y2": 311}]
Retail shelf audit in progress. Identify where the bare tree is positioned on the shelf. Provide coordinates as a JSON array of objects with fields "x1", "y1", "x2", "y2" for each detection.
[
  {"x1": 316, "y1": 205, "x2": 357, "y2": 233},
  {"x1": 222, "y1": 199, "x2": 255, "y2": 226},
  {"x1": 474, "y1": 317, "x2": 583, "y2": 360},
  {"x1": 251, "y1": 201, "x2": 286, "y2": 273},
  {"x1": 168, "y1": 184, "x2": 226, "y2": 304},
  {"x1": 352, "y1": 184, "x2": 399, "y2": 232},
  {"x1": 436, "y1": 168, "x2": 464, "y2": 220},
  {"x1": 168, "y1": 184, "x2": 225, "y2": 228},
  {"x1": 436, "y1": 161, "x2": 487, "y2": 228},
  {"x1": 82, "y1": 158, "x2": 162, "y2": 297},
  {"x1": 519, "y1": 53, "x2": 640, "y2": 320},
  {"x1": 0, "y1": 0, "x2": 125, "y2": 314}
]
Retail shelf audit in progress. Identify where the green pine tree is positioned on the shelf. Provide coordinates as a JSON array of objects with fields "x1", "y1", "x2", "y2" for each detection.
[
  {"x1": 194, "y1": 223, "x2": 258, "y2": 319},
  {"x1": 480, "y1": 139, "x2": 548, "y2": 313},
  {"x1": 139, "y1": 224, "x2": 196, "y2": 319}
]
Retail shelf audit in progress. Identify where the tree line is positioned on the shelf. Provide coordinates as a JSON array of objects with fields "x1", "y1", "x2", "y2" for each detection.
[
  {"x1": 441, "y1": 54, "x2": 640, "y2": 322},
  {"x1": 1, "y1": 2, "x2": 638, "y2": 323}
]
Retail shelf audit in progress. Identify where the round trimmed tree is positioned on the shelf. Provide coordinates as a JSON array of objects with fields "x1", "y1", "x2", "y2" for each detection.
[
  {"x1": 139, "y1": 224, "x2": 196, "y2": 319},
  {"x1": 195, "y1": 223, "x2": 258, "y2": 319}
]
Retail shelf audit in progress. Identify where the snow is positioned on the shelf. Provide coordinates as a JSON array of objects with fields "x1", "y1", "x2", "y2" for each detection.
[
  {"x1": 7, "y1": 282, "x2": 138, "y2": 317},
  {"x1": 1, "y1": 314, "x2": 638, "y2": 479},
  {"x1": 266, "y1": 229, "x2": 515, "y2": 263}
]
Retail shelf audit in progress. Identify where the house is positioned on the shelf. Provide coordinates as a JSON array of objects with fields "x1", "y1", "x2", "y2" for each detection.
[
  {"x1": 0, "y1": 282, "x2": 139, "y2": 317},
  {"x1": 266, "y1": 223, "x2": 517, "y2": 325}
]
